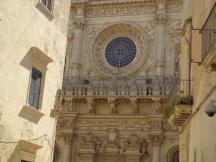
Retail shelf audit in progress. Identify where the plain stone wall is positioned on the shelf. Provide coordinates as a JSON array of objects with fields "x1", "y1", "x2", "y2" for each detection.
[{"x1": 0, "y1": 0, "x2": 71, "y2": 161}]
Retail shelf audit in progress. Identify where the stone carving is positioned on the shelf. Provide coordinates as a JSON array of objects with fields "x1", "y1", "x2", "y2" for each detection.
[
  {"x1": 74, "y1": 18, "x2": 85, "y2": 29},
  {"x1": 57, "y1": 118, "x2": 74, "y2": 130},
  {"x1": 63, "y1": 133, "x2": 74, "y2": 144},
  {"x1": 150, "y1": 120, "x2": 162, "y2": 130},
  {"x1": 130, "y1": 98, "x2": 139, "y2": 114},
  {"x1": 108, "y1": 98, "x2": 117, "y2": 114},
  {"x1": 85, "y1": 2, "x2": 156, "y2": 17},
  {"x1": 91, "y1": 23, "x2": 150, "y2": 78},
  {"x1": 152, "y1": 99, "x2": 162, "y2": 113},
  {"x1": 149, "y1": 134, "x2": 165, "y2": 144},
  {"x1": 87, "y1": 98, "x2": 96, "y2": 114},
  {"x1": 52, "y1": 89, "x2": 63, "y2": 116},
  {"x1": 155, "y1": 13, "x2": 167, "y2": 24},
  {"x1": 107, "y1": 128, "x2": 118, "y2": 144},
  {"x1": 118, "y1": 137, "x2": 128, "y2": 153},
  {"x1": 140, "y1": 138, "x2": 148, "y2": 155}
]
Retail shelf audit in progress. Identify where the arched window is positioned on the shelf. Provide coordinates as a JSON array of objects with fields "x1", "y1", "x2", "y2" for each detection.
[
  {"x1": 171, "y1": 150, "x2": 179, "y2": 162},
  {"x1": 168, "y1": 146, "x2": 179, "y2": 162}
]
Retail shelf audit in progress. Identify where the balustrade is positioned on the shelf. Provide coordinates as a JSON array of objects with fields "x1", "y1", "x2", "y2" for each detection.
[{"x1": 63, "y1": 76, "x2": 176, "y2": 97}]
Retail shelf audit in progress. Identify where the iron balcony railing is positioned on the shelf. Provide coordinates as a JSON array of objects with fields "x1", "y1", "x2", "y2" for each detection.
[
  {"x1": 63, "y1": 76, "x2": 177, "y2": 97},
  {"x1": 201, "y1": 3, "x2": 216, "y2": 60}
]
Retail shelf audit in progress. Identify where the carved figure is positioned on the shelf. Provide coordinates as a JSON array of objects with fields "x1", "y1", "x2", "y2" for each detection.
[
  {"x1": 108, "y1": 128, "x2": 118, "y2": 144},
  {"x1": 53, "y1": 89, "x2": 63, "y2": 113},
  {"x1": 87, "y1": 98, "x2": 95, "y2": 114},
  {"x1": 118, "y1": 137, "x2": 128, "y2": 153}
]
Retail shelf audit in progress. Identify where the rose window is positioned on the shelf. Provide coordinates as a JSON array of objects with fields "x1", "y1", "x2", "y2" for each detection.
[{"x1": 105, "y1": 37, "x2": 136, "y2": 68}]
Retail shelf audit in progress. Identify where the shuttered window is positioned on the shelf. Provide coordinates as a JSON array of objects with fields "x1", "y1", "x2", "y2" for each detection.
[
  {"x1": 41, "y1": 0, "x2": 53, "y2": 11},
  {"x1": 28, "y1": 67, "x2": 42, "y2": 109}
]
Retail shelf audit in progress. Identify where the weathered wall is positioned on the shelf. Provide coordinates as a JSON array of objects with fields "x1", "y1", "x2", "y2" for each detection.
[
  {"x1": 0, "y1": 0, "x2": 71, "y2": 161},
  {"x1": 179, "y1": 0, "x2": 216, "y2": 162}
]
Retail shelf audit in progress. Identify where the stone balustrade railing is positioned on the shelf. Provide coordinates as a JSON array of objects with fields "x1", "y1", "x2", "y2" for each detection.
[{"x1": 63, "y1": 76, "x2": 177, "y2": 97}]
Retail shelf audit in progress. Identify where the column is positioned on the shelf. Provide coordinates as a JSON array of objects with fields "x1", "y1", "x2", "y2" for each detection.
[
  {"x1": 155, "y1": 0, "x2": 167, "y2": 75},
  {"x1": 63, "y1": 134, "x2": 73, "y2": 162},
  {"x1": 149, "y1": 134, "x2": 164, "y2": 162},
  {"x1": 71, "y1": 4, "x2": 85, "y2": 77}
]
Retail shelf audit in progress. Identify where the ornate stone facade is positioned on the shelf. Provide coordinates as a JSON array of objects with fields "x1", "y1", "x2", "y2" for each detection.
[{"x1": 56, "y1": 0, "x2": 181, "y2": 162}]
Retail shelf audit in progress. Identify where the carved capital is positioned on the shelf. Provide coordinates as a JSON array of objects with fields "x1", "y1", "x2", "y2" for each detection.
[
  {"x1": 155, "y1": 14, "x2": 167, "y2": 24},
  {"x1": 63, "y1": 133, "x2": 74, "y2": 144},
  {"x1": 149, "y1": 134, "x2": 165, "y2": 145},
  {"x1": 74, "y1": 18, "x2": 85, "y2": 30}
]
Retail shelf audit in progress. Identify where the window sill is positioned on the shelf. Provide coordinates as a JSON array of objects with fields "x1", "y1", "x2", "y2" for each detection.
[
  {"x1": 19, "y1": 105, "x2": 44, "y2": 123},
  {"x1": 35, "y1": 2, "x2": 54, "y2": 21}
]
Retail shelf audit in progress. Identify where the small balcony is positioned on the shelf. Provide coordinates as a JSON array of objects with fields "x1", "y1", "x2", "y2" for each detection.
[
  {"x1": 201, "y1": 3, "x2": 216, "y2": 70},
  {"x1": 62, "y1": 76, "x2": 177, "y2": 98},
  {"x1": 168, "y1": 96, "x2": 193, "y2": 127}
]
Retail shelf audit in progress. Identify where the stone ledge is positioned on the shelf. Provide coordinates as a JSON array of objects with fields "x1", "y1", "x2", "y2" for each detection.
[
  {"x1": 19, "y1": 105, "x2": 44, "y2": 123},
  {"x1": 35, "y1": 1, "x2": 54, "y2": 21},
  {"x1": 169, "y1": 105, "x2": 192, "y2": 127}
]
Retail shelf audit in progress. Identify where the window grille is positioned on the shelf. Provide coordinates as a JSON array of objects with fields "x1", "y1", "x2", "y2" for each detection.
[{"x1": 28, "y1": 67, "x2": 42, "y2": 109}]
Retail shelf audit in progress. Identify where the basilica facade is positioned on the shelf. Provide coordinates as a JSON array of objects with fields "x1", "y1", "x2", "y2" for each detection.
[
  {"x1": 54, "y1": 0, "x2": 182, "y2": 162},
  {"x1": 1, "y1": 0, "x2": 215, "y2": 162}
]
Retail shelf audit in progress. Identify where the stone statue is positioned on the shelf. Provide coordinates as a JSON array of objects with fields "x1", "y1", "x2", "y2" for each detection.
[
  {"x1": 118, "y1": 137, "x2": 128, "y2": 153},
  {"x1": 53, "y1": 89, "x2": 63, "y2": 113}
]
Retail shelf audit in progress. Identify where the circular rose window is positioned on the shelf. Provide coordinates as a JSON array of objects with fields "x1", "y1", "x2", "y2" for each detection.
[{"x1": 105, "y1": 37, "x2": 136, "y2": 68}]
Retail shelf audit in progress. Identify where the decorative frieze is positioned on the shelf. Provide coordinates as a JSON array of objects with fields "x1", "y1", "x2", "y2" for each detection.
[{"x1": 85, "y1": 3, "x2": 156, "y2": 17}]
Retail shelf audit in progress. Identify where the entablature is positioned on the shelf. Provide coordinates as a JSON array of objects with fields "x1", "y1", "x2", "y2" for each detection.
[{"x1": 70, "y1": 0, "x2": 182, "y2": 18}]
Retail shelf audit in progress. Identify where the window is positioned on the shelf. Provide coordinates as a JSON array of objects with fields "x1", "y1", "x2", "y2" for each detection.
[
  {"x1": 171, "y1": 151, "x2": 179, "y2": 162},
  {"x1": 28, "y1": 67, "x2": 42, "y2": 109},
  {"x1": 41, "y1": 0, "x2": 53, "y2": 11},
  {"x1": 35, "y1": 0, "x2": 54, "y2": 21},
  {"x1": 168, "y1": 146, "x2": 179, "y2": 162},
  {"x1": 21, "y1": 160, "x2": 30, "y2": 162}
]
